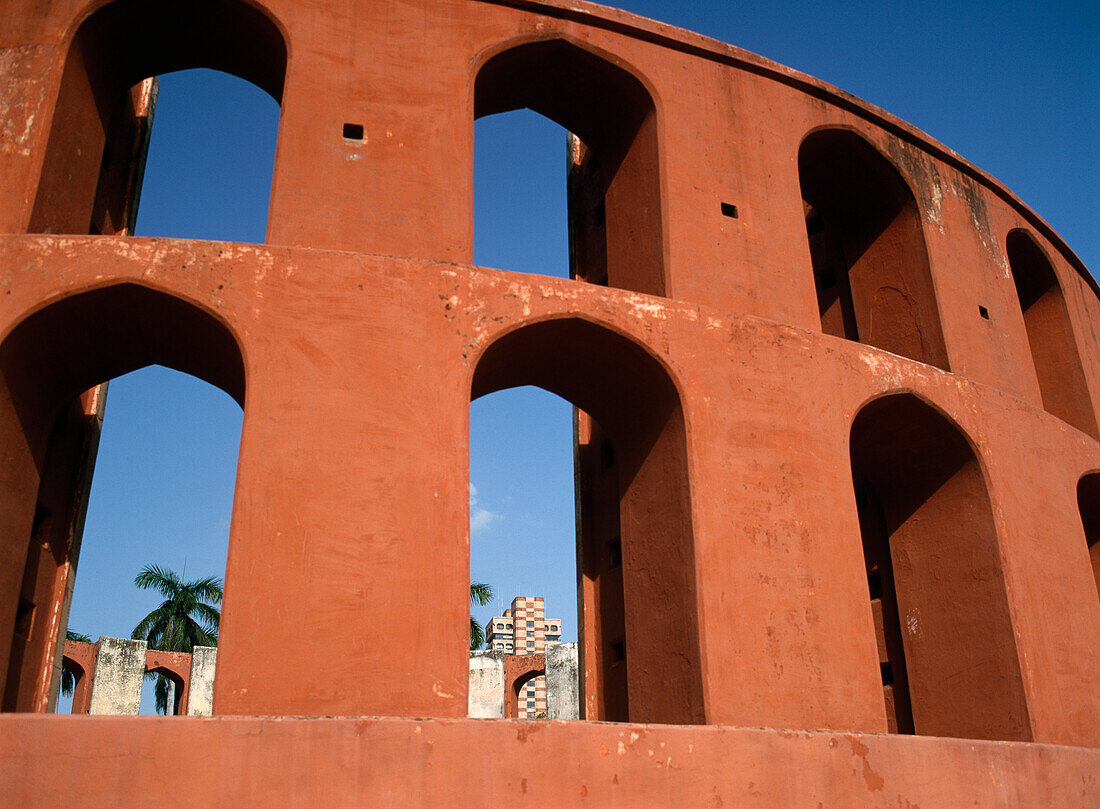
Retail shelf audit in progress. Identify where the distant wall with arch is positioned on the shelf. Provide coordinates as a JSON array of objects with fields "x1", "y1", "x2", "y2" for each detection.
[{"x1": 56, "y1": 637, "x2": 216, "y2": 716}]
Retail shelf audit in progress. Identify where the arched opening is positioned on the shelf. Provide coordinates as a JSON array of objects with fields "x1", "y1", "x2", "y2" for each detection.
[
  {"x1": 474, "y1": 110, "x2": 569, "y2": 278},
  {"x1": 29, "y1": 0, "x2": 286, "y2": 237},
  {"x1": 472, "y1": 318, "x2": 701, "y2": 724},
  {"x1": 0, "y1": 283, "x2": 245, "y2": 712},
  {"x1": 142, "y1": 664, "x2": 186, "y2": 716},
  {"x1": 508, "y1": 668, "x2": 547, "y2": 719},
  {"x1": 1006, "y1": 230, "x2": 1097, "y2": 439},
  {"x1": 849, "y1": 393, "x2": 1029, "y2": 740},
  {"x1": 57, "y1": 655, "x2": 88, "y2": 714},
  {"x1": 799, "y1": 130, "x2": 949, "y2": 370},
  {"x1": 1079, "y1": 473, "x2": 1100, "y2": 604},
  {"x1": 474, "y1": 40, "x2": 665, "y2": 295}
]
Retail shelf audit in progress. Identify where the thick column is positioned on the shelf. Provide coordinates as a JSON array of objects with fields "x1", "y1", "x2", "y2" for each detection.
[
  {"x1": 88, "y1": 637, "x2": 145, "y2": 715},
  {"x1": 187, "y1": 647, "x2": 217, "y2": 717},
  {"x1": 467, "y1": 651, "x2": 504, "y2": 719},
  {"x1": 546, "y1": 643, "x2": 579, "y2": 720}
]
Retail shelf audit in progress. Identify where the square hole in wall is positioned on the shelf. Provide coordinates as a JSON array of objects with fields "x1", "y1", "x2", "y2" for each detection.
[
  {"x1": 610, "y1": 639, "x2": 626, "y2": 663},
  {"x1": 721, "y1": 202, "x2": 738, "y2": 218},
  {"x1": 979, "y1": 305, "x2": 990, "y2": 319},
  {"x1": 342, "y1": 123, "x2": 364, "y2": 141}
]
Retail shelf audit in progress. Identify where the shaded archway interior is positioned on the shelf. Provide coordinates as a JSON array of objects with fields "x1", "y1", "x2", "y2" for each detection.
[
  {"x1": 505, "y1": 666, "x2": 546, "y2": 719},
  {"x1": 1079, "y1": 473, "x2": 1100, "y2": 603},
  {"x1": 0, "y1": 283, "x2": 244, "y2": 713},
  {"x1": 472, "y1": 318, "x2": 702, "y2": 724},
  {"x1": 59, "y1": 654, "x2": 89, "y2": 714},
  {"x1": 1006, "y1": 230, "x2": 1098, "y2": 439},
  {"x1": 800, "y1": 130, "x2": 949, "y2": 370},
  {"x1": 474, "y1": 40, "x2": 664, "y2": 296},
  {"x1": 29, "y1": 0, "x2": 286, "y2": 236},
  {"x1": 145, "y1": 665, "x2": 187, "y2": 716},
  {"x1": 850, "y1": 394, "x2": 1029, "y2": 741}
]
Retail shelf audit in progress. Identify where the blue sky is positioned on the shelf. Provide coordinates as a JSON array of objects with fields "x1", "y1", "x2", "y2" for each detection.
[{"x1": 56, "y1": 0, "x2": 1096, "y2": 712}]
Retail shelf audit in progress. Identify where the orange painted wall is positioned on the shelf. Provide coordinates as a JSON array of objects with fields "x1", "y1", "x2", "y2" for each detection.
[{"x1": 0, "y1": 0, "x2": 1097, "y2": 805}]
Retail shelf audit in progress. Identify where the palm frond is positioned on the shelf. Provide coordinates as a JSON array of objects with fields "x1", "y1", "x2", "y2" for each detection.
[
  {"x1": 470, "y1": 581, "x2": 493, "y2": 606},
  {"x1": 131, "y1": 564, "x2": 223, "y2": 655},
  {"x1": 470, "y1": 616, "x2": 485, "y2": 650},
  {"x1": 189, "y1": 576, "x2": 224, "y2": 604},
  {"x1": 133, "y1": 565, "x2": 180, "y2": 598},
  {"x1": 469, "y1": 582, "x2": 493, "y2": 649},
  {"x1": 154, "y1": 675, "x2": 169, "y2": 715},
  {"x1": 61, "y1": 668, "x2": 75, "y2": 697}
]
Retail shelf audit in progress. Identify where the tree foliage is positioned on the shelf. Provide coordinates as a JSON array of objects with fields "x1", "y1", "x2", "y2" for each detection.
[
  {"x1": 470, "y1": 581, "x2": 493, "y2": 650},
  {"x1": 130, "y1": 564, "x2": 222, "y2": 714}
]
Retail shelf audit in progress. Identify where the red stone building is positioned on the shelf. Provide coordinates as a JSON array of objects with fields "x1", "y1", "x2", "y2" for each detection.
[{"x1": 0, "y1": 0, "x2": 1098, "y2": 806}]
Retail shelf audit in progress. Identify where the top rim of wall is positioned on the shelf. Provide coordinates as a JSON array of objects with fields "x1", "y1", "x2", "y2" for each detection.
[{"x1": 481, "y1": 0, "x2": 1097, "y2": 298}]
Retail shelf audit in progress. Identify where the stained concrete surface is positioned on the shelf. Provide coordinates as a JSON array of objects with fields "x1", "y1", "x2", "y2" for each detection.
[{"x1": 87, "y1": 637, "x2": 145, "y2": 716}]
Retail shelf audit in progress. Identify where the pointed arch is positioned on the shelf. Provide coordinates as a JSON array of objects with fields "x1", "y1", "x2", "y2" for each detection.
[
  {"x1": 1079, "y1": 472, "x2": 1100, "y2": 604},
  {"x1": 30, "y1": 0, "x2": 287, "y2": 235},
  {"x1": 472, "y1": 317, "x2": 701, "y2": 724},
  {"x1": 0, "y1": 283, "x2": 244, "y2": 712},
  {"x1": 474, "y1": 39, "x2": 665, "y2": 295},
  {"x1": 1007, "y1": 229, "x2": 1097, "y2": 438},
  {"x1": 849, "y1": 392, "x2": 1029, "y2": 740},
  {"x1": 799, "y1": 129, "x2": 949, "y2": 369}
]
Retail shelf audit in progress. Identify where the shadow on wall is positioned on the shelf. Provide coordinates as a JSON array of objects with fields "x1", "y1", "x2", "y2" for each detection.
[
  {"x1": 800, "y1": 129, "x2": 949, "y2": 371},
  {"x1": 0, "y1": 284, "x2": 243, "y2": 713},
  {"x1": 475, "y1": 39, "x2": 665, "y2": 295},
  {"x1": 850, "y1": 393, "x2": 1030, "y2": 741},
  {"x1": 472, "y1": 318, "x2": 701, "y2": 725}
]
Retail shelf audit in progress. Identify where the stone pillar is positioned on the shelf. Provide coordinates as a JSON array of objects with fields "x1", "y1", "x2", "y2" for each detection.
[
  {"x1": 467, "y1": 651, "x2": 504, "y2": 719},
  {"x1": 187, "y1": 646, "x2": 217, "y2": 717},
  {"x1": 88, "y1": 637, "x2": 146, "y2": 715},
  {"x1": 546, "y1": 643, "x2": 580, "y2": 720}
]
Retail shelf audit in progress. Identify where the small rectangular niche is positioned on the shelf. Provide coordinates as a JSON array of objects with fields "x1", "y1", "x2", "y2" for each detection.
[
  {"x1": 880, "y1": 662, "x2": 894, "y2": 686},
  {"x1": 608, "y1": 538, "x2": 623, "y2": 569},
  {"x1": 978, "y1": 305, "x2": 990, "y2": 320},
  {"x1": 342, "y1": 123, "x2": 364, "y2": 141},
  {"x1": 609, "y1": 639, "x2": 626, "y2": 663},
  {"x1": 868, "y1": 570, "x2": 882, "y2": 600},
  {"x1": 720, "y1": 202, "x2": 738, "y2": 219}
]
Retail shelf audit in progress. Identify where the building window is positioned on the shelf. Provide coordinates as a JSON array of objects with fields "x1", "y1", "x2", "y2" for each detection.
[
  {"x1": 496, "y1": 623, "x2": 504, "y2": 630},
  {"x1": 526, "y1": 621, "x2": 534, "y2": 627}
]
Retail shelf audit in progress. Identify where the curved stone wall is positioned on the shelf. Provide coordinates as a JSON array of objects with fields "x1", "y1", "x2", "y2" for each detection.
[{"x1": 0, "y1": 1, "x2": 1097, "y2": 805}]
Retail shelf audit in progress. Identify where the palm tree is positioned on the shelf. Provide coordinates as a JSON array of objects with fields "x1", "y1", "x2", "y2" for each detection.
[
  {"x1": 470, "y1": 581, "x2": 494, "y2": 650},
  {"x1": 61, "y1": 630, "x2": 92, "y2": 698},
  {"x1": 130, "y1": 564, "x2": 222, "y2": 715}
]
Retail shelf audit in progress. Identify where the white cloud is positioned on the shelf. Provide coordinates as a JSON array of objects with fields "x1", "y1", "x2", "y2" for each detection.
[{"x1": 469, "y1": 483, "x2": 501, "y2": 534}]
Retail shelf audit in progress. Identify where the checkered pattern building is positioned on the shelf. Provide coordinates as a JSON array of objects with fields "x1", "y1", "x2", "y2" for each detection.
[{"x1": 484, "y1": 596, "x2": 562, "y2": 718}]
